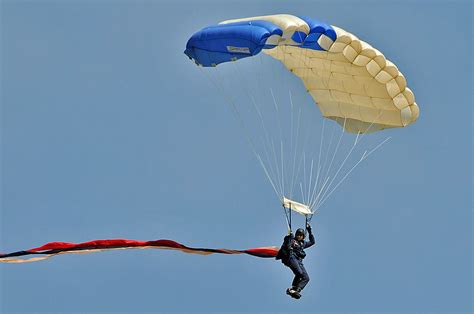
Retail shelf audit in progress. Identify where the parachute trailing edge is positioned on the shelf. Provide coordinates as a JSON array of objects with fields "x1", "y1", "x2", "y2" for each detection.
[
  {"x1": 0, "y1": 239, "x2": 279, "y2": 263},
  {"x1": 185, "y1": 14, "x2": 419, "y2": 134}
]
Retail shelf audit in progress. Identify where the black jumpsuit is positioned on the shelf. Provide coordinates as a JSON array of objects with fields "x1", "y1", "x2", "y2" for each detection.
[{"x1": 283, "y1": 231, "x2": 315, "y2": 291}]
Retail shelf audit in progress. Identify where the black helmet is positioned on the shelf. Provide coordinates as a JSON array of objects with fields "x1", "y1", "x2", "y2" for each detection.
[{"x1": 295, "y1": 228, "x2": 305, "y2": 237}]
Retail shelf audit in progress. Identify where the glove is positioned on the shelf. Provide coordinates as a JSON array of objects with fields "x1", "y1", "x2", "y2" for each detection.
[{"x1": 306, "y1": 223, "x2": 312, "y2": 232}]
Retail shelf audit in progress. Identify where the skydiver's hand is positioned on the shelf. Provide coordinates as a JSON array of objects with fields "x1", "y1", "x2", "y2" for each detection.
[{"x1": 306, "y1": 223, "x2": 312, "y2": 232}]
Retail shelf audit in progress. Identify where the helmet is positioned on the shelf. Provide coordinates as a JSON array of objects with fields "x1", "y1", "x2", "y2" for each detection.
[{"x1": 295, "y1": 228, "x2": 305, "y2": 238}]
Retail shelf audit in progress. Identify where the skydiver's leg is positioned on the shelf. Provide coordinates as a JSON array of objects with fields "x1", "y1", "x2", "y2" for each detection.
[
  {"x1": 288, "y1": 257, "x2": 304, "y2": 289},
  {"x1": 285, "y1": 258, "x2": 303, "y2": 299},
  {"x1": 295, "y1": 261, "x2": 310, "y2": 292}
]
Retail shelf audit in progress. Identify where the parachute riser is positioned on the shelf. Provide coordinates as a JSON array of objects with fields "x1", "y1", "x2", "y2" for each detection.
[
  {"x1": 282, "y1": 202, "x2": 293, "y2": 233},
  {"x1": 283, "y1": 199, "x2": 315, "y2": 235},
  {"x1": 304, "y1": 214, "x2": 314, "y2": 236}
]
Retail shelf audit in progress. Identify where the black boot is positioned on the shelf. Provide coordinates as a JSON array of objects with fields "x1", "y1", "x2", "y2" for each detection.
[
  {"x1": 286, "y1": 287, "x2": 301, "y2": 299},
  {"x1": 294, "y1": 287, "x2": 302, "y2": 299}
]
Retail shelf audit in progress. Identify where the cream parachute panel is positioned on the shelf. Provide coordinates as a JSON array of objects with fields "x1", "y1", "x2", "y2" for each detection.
[{"x1": 258, "y1": 23, "x2": 420, "y2": 133}]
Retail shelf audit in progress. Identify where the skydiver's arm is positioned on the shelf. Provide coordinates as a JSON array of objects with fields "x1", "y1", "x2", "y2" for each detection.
[
  {"x1": 304, "y1": 225, "x2": 316, "y2": 248},
  {"x1": 284, "y1": 233, "x2": 294, "y2": 251},
  {"x1": 304, "y1": 233, "x2": 315, "y2": 248}
]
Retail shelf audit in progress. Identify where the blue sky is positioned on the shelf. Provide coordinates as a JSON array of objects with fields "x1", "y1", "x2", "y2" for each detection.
[{"x1": 1, "y1": 1, "x2": 472, "y2": 313}]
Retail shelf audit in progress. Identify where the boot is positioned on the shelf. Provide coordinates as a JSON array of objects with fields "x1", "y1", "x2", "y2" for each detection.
[
  {"x1": 286, "y1": 287, "x2": 301, "y2": 299},
  {"x1": 293, "y1": 287, "x2": 302, "y2": 299}
]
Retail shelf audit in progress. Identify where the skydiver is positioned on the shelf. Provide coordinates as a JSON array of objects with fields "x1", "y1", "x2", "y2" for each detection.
[{"x1": 276, "y1": 223, "x2": 315, "y2": 299}]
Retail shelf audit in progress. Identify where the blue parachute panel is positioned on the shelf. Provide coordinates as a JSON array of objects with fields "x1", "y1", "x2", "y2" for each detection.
[
  {"x1": 291, "y1": 31, "x2": 307, "y2": 43},
  {"x1": 184, "y1": 17, "x2": 338, "y2": 66},
  {"x1": 184, "y1": 20, "x2": 283, "y2": 67},
  {"x1": 298, "y1": 16, "x2": 337, "y2": 50}
]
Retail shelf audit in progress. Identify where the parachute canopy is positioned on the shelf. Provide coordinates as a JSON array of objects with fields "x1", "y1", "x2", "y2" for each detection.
[{"x1": 185, "y1": 14, "x2": 419, "y2": 134}]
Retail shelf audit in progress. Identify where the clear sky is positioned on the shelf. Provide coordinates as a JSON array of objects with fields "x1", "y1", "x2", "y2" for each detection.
[{"x1": 1, "y1": 0, "x2": 472, "y2": 313}]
